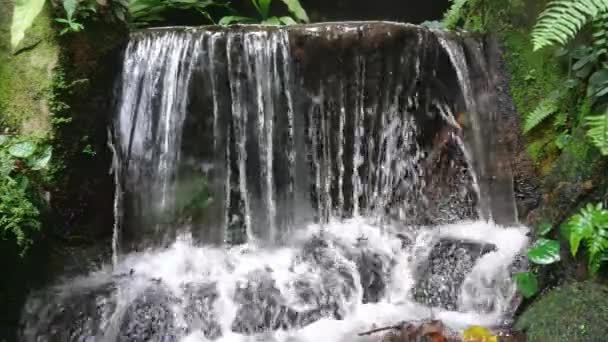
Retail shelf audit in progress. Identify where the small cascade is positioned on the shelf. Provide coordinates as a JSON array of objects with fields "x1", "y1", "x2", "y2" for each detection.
[{"x1": 21, "y1": 22, "x2": 528, "y2": 342}]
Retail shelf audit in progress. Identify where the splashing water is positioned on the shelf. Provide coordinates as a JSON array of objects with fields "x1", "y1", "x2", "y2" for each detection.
[{"x1": 21, "y1": 219, "x2": 528, "y2": 341}]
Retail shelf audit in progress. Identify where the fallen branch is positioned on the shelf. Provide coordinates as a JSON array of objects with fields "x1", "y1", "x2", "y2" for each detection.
[{"x1": 357, "y1": 323, "x2": 402, "y2": 336}]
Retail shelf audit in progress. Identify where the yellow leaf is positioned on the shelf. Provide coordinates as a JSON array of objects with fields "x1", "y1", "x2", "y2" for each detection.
[{"x1": 463, "y1": 326, "x2": 498, "y2": 342}]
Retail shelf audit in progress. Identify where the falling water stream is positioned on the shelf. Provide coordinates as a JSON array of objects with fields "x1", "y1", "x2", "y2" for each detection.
[{"x1": 21, "y1": 22, "x2": 528, "y2": 342}]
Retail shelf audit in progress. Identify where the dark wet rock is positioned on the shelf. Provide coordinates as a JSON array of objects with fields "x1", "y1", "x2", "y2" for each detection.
[
  {"x1": 118, "y1": 285, "x2": 178, "y2": 342},
  {"x1": 413, "y1": 239, "x2": 496, "y2": 310},
  {"x1": 231, "y1": 270, "x2": 328, "y2": 334},
  {"x1": 20, "y1": 281, "x2": 117, "y2": 342},
  {"x1": 183, "y1": 283, "x2": 222, "y2": 339}
]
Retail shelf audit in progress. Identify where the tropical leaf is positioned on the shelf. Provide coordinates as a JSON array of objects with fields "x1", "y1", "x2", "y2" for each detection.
[
  {"x1": 62, "y1": 0, "x2": 78, "y2": 20},
  {"x1": 586, "y1": 111, "x2": 608, "y2": 155},
  {"x1": 30, "y1": 146, "x2": 52, "y2": 170},
  {"x1": 261, "y1": 17, "x2": 281, "y2": 25},
  {"x1": 279, "y1": 0, "x2": 309, "y2": 23},
  {"x1": 538, "y1": 222, "x2": 554, "y2": 236},
  {"x1": 514, "y1": 272, "x2": 539, "y2": 298},
  {"x1": 523, "y1": 95, "x2": 560, "y2": 134},
  {"x1": 443, "y1": 0, "x2": 469, "y2": 29},
  {"x1": 527, "y1": 238, "x2": 561, "y2": 265},
  {"x1": 532, "y1": 0, "x2": 608, "y2": 51},
  {"x1": 219, "y1": 16, "x2": 257, "y2": 25},
  {"x1": 279, "y1": 16, "x2": 297, "y2": 25},
  {"x1": 8, "y1": 142, "x2": 36, "y2": 159},
  {"x1": 253, "y1": 0, "x2": 272, "y2": 19},
  {"x1": 10, "y1": 0, "x2": 46, "y2": 49}
]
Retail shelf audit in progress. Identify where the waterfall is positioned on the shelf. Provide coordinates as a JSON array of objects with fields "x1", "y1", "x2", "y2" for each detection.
[{"x1": 20, "y1": 22, "x2": 528, "y2": 342}]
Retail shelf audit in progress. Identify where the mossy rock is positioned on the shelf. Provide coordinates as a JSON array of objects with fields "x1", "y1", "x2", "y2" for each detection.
[{"x1": 515, "y1": 281, "x2": 608, "y2": 342}]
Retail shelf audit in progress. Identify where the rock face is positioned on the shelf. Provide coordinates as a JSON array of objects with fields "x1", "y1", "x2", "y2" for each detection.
[
  {"x1": 413, "y1": 239, "x2": 496, "y2": 310},
  {"x1": 515, "y1": 281, "x2": 608, "y2": 342}
]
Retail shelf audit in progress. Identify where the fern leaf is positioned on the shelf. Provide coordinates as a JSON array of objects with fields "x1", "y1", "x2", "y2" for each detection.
[
  {"x1": 523, "y1": 96, "x2": 560, "y2": 133},
  {"x1": 587, "y1": 233, "x2": 608, "y2": 274},
  {"x1": 586, "y1": 111, "x2": 608, "y2": 155},
  {"x1": 532, "y1": 0, "x2": 608, "y2": 51}
]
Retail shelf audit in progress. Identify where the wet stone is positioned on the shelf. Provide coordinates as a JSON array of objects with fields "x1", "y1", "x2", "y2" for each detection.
[
  {"x1": 20, "y1": 282, "x2": 117, "y2": 342},
  {"x1": 413, "y1": 239, "x2": 496, "y2": 310},
  {"x1": 118, "y1": 285, "x2": 178, "y2": 342},
  {"x1": 182, "y1": 283, "x2": 222, "y2": 339}
]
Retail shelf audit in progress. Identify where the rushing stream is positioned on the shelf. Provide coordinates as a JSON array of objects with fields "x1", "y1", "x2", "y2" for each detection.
[{"x1": 20, "y1": 22, "x2": 528, "y2": 341}]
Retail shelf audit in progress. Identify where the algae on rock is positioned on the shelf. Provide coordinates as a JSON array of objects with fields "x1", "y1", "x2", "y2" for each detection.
[
  {"x1": 515, "y1": 281, "x2": 608, "y2": 342},
  {"x1": 0, "y1": 1, "x2": 59, "y2": 133}
]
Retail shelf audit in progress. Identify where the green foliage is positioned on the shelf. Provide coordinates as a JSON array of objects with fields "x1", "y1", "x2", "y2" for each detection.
[
  {"x1": 129, "y1": 0, "x2": 228, "y2": 26},
  {"x1": 514, "y1": 272, "x2": 538, "y2": 298},
  {"x1": 11, "y1": 0, "x2": 129, "y2": 43},
  {"x1": 515, "y1": 223, "x2": 560, "y2": 298},
  {"x1": 523, "y1": 93, "x2": 561, "y2": 133},
  {"x1": 219, "y1": 0, "x2": 309, "y2": 25},
  {"x1": 528, "y1": 238, "x2": 561, "y2": 264},
  {"x1": 586, "y1": 111, "x2": 608, "y2": 154},
  {"x1": 10, "y1": 0, "x2": 46, "y2": 49},
  {"x1": 443, "y1": 0, "x2": 470, "y2": 29},
  {"x1": 515, "y1": 281, "x2": 608, "y2": 342},
  {"x1": 562, "y1": 202, "x2": 608, "y2": 274},
  {"x1": 531, "y1": 0, "x2": 608, "y2": 51},
  {"x1": 0, "y1": 135, "x2": 52, "y2": 255}
]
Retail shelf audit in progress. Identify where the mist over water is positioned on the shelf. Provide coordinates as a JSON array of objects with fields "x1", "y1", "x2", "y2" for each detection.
[{"x1": 20, "y1": 23, "x2": 528, "y2": 341}]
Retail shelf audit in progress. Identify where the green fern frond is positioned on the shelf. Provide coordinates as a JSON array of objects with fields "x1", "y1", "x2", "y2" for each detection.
[
  {"x1": 586, "y1": 111, "x2": 608, "y2": 155},
  {"x1": 532, "y1": 0, "x2": 608, "y2": 51},
  {"x1": 443, "y1": 0, "x2": 470, "y2": 29},
  {"x1": 587, "y1": 233, "x2": 608, "y2": 274},
  {"x1": 523, "y1": 96, "x2": 560, "y2": 134},
  {"x1": 593, "y1": 12, "x2": 608, "y2": 67}
]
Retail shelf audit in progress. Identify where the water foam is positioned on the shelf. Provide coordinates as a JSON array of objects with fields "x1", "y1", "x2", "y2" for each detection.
[{"x1": 21, "y1": 218, "x2": 528, "y2": 341}]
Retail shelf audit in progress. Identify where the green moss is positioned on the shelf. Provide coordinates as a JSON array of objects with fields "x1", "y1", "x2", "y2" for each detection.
[
  {"x1": 515, "y1": 281, "x2": 608, "y2": 342},
  {"x1": 0, "y1": 3, "x2": 59, "y2": 133}
]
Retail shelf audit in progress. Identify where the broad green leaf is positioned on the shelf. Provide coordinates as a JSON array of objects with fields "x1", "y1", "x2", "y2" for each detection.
[
  {"x1": 514, "y1": 272, "x2": 538, "y2": 298},
  {"x1": 30, "y1": 146, "x2": 52, "y2": 170},
  {"x1": 254, "y1": 0, "x2": 272, "y2": 19},
  {"x1": 8, "y1": 141, "x2": 36, "y2": 158},
  {"x1": 262, "y1": 17, "x2": 281, "y2": 25},
  {"x1": 0, "y1": 135, "x2": 8, "y2": 146},
  {"x1": 515, "y1": 272, "x2": 539, "y2": 298},
  {"x1": 219, "y1": 16, "x2": 257, "y2": 25},
  {"x1": 11, "y1": 0, "x2": 46, "y2": 49},
  {"x1": 62, "y1": 0, "x2": 78, "y2": 20},
  {"x1": 279, "y1": 0, "x2": 309, "y2": 22},
  {"x1": 527, "y1": 238, "x2": 561, "y2": 264},
  {"x1": 538, "y1": 222, "x2": 553, "y2": 236},
  {"x1": 279, "y1": 16, "x2": 297, "y2": 25}
]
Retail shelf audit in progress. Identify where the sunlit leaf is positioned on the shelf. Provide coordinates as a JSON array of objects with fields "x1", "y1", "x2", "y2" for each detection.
[
  {"x1": 514, "y1": 272, "x2": 539, "y2": 298},
  {"x1": 262, "y1": 16, "x2": 281, "y2": 25},
  {"x1": 11, "y1": 0, "x2": 46, "y2": 49},
  {"x1": 219, "y1": 16, "x2": 257, "y2": 25},
  {"x1": 538, "y1": 222, "x2": 553, "y2": 236},
  {"x1": 8, "y1": 142, "x2": 36, "y2": 159},
  {"x1": 30, "y1": 146, "x2": 52, "y2": 170},
  {"x1": 62, "y1": 0, "x2": 78, "y2": 20},
  {"x1": 279, "y1": 0, "x2": 309, "y2": 22},
  {"x1": 279, "y1": 16, "x2": 297, "y2": 25},
  {"x1": 527, "y1": 238, "x2": 561, "y2": 264},
  {"x1": 463, "y1": 326, "x2": 498, "y2": 342}
]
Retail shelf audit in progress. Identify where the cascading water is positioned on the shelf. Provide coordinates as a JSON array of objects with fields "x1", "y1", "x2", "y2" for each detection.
[{"x1": 20, "y1": 22, "x2": 529, "y2": 342}]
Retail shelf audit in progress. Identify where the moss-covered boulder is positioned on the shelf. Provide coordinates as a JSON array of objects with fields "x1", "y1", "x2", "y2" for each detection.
[
  {"x1": 0, "y1": 1, "x2": 59, "y2": 133},
  {"x1": 515, "y1": 281, "x2": 608, "y2": 342}
]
